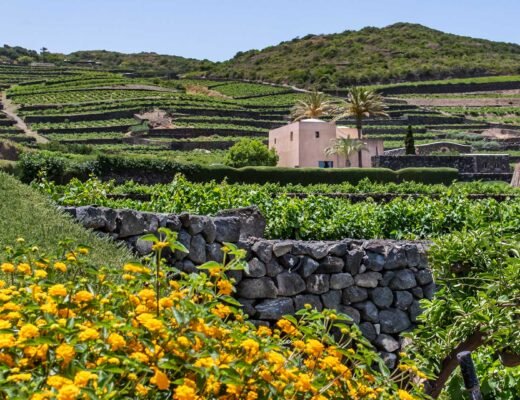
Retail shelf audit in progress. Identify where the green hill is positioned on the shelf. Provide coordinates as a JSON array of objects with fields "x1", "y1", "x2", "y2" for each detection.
[
  {"x1": 208, "y1": 23, "x2": 520, "y2": 87},
  {"x1": 0, "y1": 45, "x2": 211, "y2": 77}
]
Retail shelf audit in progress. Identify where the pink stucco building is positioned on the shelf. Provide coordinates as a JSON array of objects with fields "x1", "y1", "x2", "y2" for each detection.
[{"x1": 268, "y1": 119, "x2": 384, "y2": 168}]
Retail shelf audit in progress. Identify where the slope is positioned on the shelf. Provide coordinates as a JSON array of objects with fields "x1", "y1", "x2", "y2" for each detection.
[{"x1": 209, "y1": 23, "x2": 520, "y2": 87}]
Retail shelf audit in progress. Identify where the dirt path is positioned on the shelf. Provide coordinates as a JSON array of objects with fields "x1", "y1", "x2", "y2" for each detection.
[
  {"x1": 1, "y1": 92, "x2": 49, "y2": 144},
  {"x1": 398, "y1": 97, "x2": 520, "y2": 107}
]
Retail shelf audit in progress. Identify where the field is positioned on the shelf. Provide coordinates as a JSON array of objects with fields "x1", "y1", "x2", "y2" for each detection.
[{"x1": 0, "y1": 61, "x2": 519, "y2": 399}]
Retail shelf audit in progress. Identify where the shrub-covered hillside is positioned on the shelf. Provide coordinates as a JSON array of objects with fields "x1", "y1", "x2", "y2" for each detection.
[{"x1": 210, "y1": 23, "x2": 520, "y2": 86}]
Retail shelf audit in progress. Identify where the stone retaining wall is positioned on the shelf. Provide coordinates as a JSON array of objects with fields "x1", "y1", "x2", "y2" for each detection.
[
  {"x1": 61, "y1": 205, "x2": 434, "y2": 367},
  {"x1": 373, "y1": 154, "x2": 511, "y2": 173}
]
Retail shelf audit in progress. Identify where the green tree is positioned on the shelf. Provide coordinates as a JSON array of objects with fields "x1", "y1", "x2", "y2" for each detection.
[
  {"x1": 324, "y1": 138, "x2": 368, "y2": 167},
  {"x1": 16, "y1": 55, "x2": 35, "y2": 65},
  {"x1": 224, "y1": 139, "x2": 278, "y2": 168},
  {"x1": 405, "y1": 125, "x2": 416, "y2": 155},
  {"x1": 333, "y1": 86, "x2": 389, "y2": 139},
  {"x1": 333, "y1": 86, "x2": 388, "y2": 167},
  {"x1": 290, "y1": 90, "x2": 336, "y2": 121}
]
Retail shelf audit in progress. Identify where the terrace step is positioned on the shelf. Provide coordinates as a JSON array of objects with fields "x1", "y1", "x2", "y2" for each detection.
[{"x1": 147, "y1": 128, "x2": 267, "y2": 138}]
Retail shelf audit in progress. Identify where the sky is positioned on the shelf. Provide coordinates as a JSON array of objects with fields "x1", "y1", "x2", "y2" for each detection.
[{"x1": 2, "y1": 0, "x2": 520, "y2": 61}]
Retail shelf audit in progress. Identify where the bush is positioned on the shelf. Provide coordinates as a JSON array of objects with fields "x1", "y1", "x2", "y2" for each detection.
[
  {"x1": 0, "y1": 234, "x2": 428, "y2": 399},
  {"x1": 224, "y1": 138, "x2": 279, "y2": 168},
  {"x1": 0, "y1": 160, "x2": 17, "y2": 175},
  {"x1": 397, "y1": 168, "x2": 459, "y2": 184},
  {"x1": 18, "y1": 152, "x2": 96, "y2": 184}
]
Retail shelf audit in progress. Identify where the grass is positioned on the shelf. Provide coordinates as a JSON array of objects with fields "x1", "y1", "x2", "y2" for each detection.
[{"x1": 0, "y1": 172, "x2": 133, "y2": 267}]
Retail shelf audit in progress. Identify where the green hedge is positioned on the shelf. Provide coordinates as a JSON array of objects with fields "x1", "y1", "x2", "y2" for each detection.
[
  {"x1": 19, "y1": 153, "x2": 461, "y2": 185},
  {"x1": 397, "y1": 168, "x2": 459, "y2": 184}
]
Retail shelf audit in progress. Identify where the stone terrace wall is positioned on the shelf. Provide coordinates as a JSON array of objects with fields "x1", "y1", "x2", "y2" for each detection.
[
  {"x1": 61, "y1": 205, "x2": 434, "y2": 367},
  {"x1": 373, "y1": 154, "x2": 511, "y2": 173}
]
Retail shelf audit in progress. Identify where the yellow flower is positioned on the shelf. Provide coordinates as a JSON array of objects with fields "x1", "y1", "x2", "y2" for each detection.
[
  {"x1": 138, "y1": 289, "x2": 156, "y2": 301},
  {"x1": 31, "y1": 392, "x2": 52, "y2": 400},
  {"x1": 177, "y1": 336, "x2": 190, "y2": 347},
  {"x1": 217, "y1": 279, "x2": 234, "y2": 295},
  {"x1": 35, "y1": 269, "x2": 47, "y2": 279},
  {"x1": 257, "y1": 326, "x2": 272, "y2": 336},
  {"x1": 107, "y1": 333, "x2": 126, "y2": 351},
  {"x1": 19, "y1": 323, "x2": 40, "y2": 340},
  {"x1": 211, "y1": 303, "x2": 232, "y2": 319},
  {"x1": 136, "y1": 313, "x2": 164, "y2": 332},
  {"x1": 78, "y1": 247, "x2": 89, "y2": 255},
  {"x1": 17, "y1": 263, "x2": 32, "y2": 275},
  {"x1": 54, "y1": 262, "x2": 67, "y2": 273},
  {"x1": 7, "y1": 372, "x2": 31, "y2": 382},
  {"x1": 242, "y1": 339, "x2": 260, "y2": 358},
  {"x1": 0, "y1": 333, "x2": 16, "y2": 348},
  {"x1": 305, "y1": 339, "x2": 324, "y2": 357},
  {"x1": 151, "y1": 241, "x2": 169, "y2": 251},
  {"x1": 78, "y1": 328, "x2": 99, "y2": 342},
  {"x1": 56, "y1": 344, "x2": 76, "y2": 365},
  {"x1": 48, "y1": 284, "x2": 67, "y2": 297},
  {"x1": 150, "y1": 367, "x2": 170, "y2": 390},
  {"x1": 47, "y1": 375, "x2": 73, "y2": 389},
  {"x1": 173, "y1": 384, "x2": 197, "y2": 400},
  {"x1": 277, "y1": 319, "x2": 299, "y2": 336},
  {"x1": 57, "y1": 384, "x2": 80, "y2": 400},
  {"x1": 130, "y1": 352, "x2": 149, "y2": 364},
  {"x1": 0, "y1": 320, "x2": 12, "y2": 329},
  {"x1": 398, "y1": 389, "x2": 416, "y2": 400},
  {"x1": 1, "y1": 263, "x2": 15, "y2": 273},
  {"x1": 136, "y1": 383, "x2": 149, "y2": 396},
  {"x1": 74, "y1": 371, "x2": 97, "y2": 387},
  {"x1": 0, "y1": 352, "x2": 14, "y2": 367},
  {"x1": 73, "y1": 290, "x2": 94, "y2": 303}
]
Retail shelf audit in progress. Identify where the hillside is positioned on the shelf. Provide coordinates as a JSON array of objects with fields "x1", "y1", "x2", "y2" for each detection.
[
  {"x1": 209, "y1": 23, "x2": 520, "y2": 87},
  {"x1": 0, "y1": 45, "x2": 211, "y2": 77}
]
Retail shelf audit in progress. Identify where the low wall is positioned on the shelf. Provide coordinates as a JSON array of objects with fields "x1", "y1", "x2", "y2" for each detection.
[
  {"x1": 61, "y1": 205, "x2": 434, "y2": 367},
  {"x1": 373, "y1": 154, "x2": 511, "y2": 174},
  {"x1": 385, "y1": 142, "x2": 473, "y2": 156}
]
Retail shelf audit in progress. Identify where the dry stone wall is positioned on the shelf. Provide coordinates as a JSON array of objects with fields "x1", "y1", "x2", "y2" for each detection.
[{"x1": 61, "y1": 205, "x2": 434, "y2": 367}]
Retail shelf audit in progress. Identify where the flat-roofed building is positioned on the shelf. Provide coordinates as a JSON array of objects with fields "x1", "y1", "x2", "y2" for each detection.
[{"x1": 269, "y1": 119, "x2": 383, "y2": 168}]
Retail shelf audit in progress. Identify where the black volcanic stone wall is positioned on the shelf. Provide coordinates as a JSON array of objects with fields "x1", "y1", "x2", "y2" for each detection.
[{"x1": 61, "y1": 205, "x2": 434, "y2": 367}]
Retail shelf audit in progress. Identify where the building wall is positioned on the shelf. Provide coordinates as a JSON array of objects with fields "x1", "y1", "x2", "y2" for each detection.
[
  {"x1": 270, "y1": 121, "x2": 384, "y2": 168},
  {"x1": 298, "y1": 121, "x2": 337, "y2": 168},
  {"x1": 268, "y1": 121, "x2": 300, "y2": 168}
]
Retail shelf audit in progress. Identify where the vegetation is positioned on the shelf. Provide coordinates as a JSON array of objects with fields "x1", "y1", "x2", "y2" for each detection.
[
  {"x1": 290, "y1": 91, "x2": 335, "y2": 121},
  {"x1": 0, "y1": 231, "x2": 428, "y2": 399},
  {"x1": 333, "y1": 87, "x2": 388, "y2": 138},
  {"x1": 0, "y1": 172, "x2": 132, "y2": 267},
  {"x1": 37, "y1": 175, "x2": 519, "y2": 241},
  {"x1": 410, "y1": 230, "x2": 520, "y2": 399},
  {"x1": 224, "y1": 138, "x2": 278, "y2": 168},
  {"x1": 405, "y1": 126, "x2": 416, "y2": 155},
  {"x1": 324, "y1": 138, "x2": 367, "y2": 167},
  {"x1": 209, "y1": 23, "x2": 520, "y2": 87}
]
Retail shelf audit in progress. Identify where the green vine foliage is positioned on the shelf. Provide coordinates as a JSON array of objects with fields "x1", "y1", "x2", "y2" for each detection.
[{"x1": 408, "y1": 229, "x2": 520, "y2": 399}]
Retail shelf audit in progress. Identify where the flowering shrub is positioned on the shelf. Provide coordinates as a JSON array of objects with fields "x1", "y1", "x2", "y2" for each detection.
[{"x1": 0, "y1": 232, "x2": 427, "y2": 399}]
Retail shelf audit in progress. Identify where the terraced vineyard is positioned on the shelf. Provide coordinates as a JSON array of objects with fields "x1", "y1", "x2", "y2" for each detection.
[{"x1": 1, "y1": 64, "x2": 519, "y2": 163}]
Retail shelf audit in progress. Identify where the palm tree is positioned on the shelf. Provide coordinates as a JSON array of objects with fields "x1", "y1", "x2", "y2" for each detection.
[
  {"x1": 290, "y1": 90, "x2": 336, "y2": 121},
  {"x1": 333, "y1": 86, "x2": 388, "y2": 139},
  {"x1": 324, "y1": 138, "x2": 368, "y2": 167},
  {"x1": 333, "y1": 86, "x2": 388, "y2": 167}
]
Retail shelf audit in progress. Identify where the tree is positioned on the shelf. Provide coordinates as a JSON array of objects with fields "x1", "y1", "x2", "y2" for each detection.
[
  {"x1": 333, "y1": 86, "x2": 388, "y2": 167},
  {"x1": 333, "y1": 86, "x2": 389, "y2": 139},
  {"x1": 290, "y1": 90, "x2": 336, "y2": 121},
  {"x1": 324, "y1": 138, "x2": 368, "y2": 167},
  {"x1": 405, "y1": 125, "x2": 416, "y2": 155},
  {"x1": 16, "y1": 55, "x2": 35, "y2": 65},
  {"x1": 224, "y1": 138, "x2": 278, "y2": 168}
]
